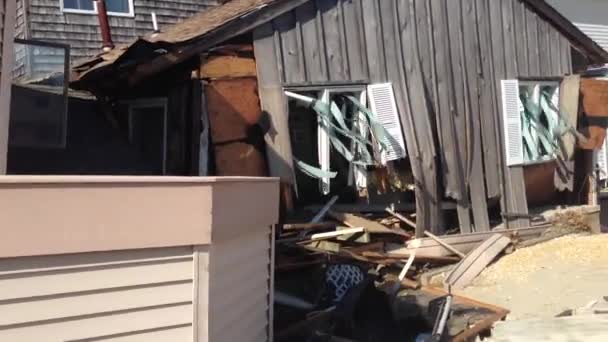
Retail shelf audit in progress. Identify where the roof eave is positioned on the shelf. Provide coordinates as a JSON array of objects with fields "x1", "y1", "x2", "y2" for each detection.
[{"x1": 523, "y1": 0, "x2": 608, "y2": 65}]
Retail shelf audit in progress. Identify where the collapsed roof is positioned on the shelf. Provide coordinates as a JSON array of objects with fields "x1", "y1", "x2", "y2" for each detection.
[{"x1": 71, "y1": 0, "x2": 608, "y2": 92}]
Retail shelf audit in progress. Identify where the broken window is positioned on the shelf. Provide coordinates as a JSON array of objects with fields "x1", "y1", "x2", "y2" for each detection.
[
  {"x1": 9, "y1": 39, "x2": 70, "y2": 149},
  {"x1": 285, "y1": 83, "x2": 406, "y2": 203},
  {"x1": 127, "y1": 98, "x2": 168, "y2": 175},
  {"x1": 501, "y1": 79, "x2": 565, "y2": 166}
]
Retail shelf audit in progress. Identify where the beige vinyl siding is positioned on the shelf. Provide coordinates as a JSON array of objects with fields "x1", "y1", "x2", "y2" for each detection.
[
  {"x1": 207, "y1": 229, "x2": 271, "y2": 342},
  {"x1": 0, "y1": 176, "x2": 279, "y2": 341},
  {"x1": 0, "y1": 246, "x2": 197, "y2": 341}
]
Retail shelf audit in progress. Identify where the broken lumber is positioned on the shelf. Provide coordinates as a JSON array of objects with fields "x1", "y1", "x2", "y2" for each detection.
[
  {"x1": 401, "y1": 277, "x2": 421, "y2": 290},
  {"x1": 389, "y1": 241, "x2": 419, "y2": 295},
  {"x1": 310, "y1": 227, "x2": 364, "y2": 241},
  {"x1": 420, "y1": 265, "x2": 456, "y2": 287},
  {"x1": 385, "y1": 208, "x2": 416, "y2": 229},
  {"x1": 389, "y1": 224, "x2": 551, "y2": 257},
  {"x1": 283, "y1": 222, "x2": 336, "y2": 231},
  {"x1": 327, "y1": 211, "x2": 410, "y2": 237},
  {"x1": 398, "y1": 240, "x2": 420, "y2": 281},
  {"x1": 444, "y1": 234, "x2": 512, "y2": 290},
  {"x1": 424, "y1": 231, "x2": 466, "y2": 258},
  {"x1": 311, "y1": 196, "x2": 339, "y2": 223},
  {"x1": 421, "y1": 287, "x2": 509, "y2": 342},
  {"x1": 386, "y1": 208, "x2": 464, "y2": 257},
  {"x1": 361, "y1": 252, "x2": 460, "y2": 266}
]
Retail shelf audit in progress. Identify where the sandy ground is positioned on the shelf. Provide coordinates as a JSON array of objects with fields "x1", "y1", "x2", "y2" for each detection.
[{"x1": 461, "y1": 234, "x2": 608, "y2": 320}]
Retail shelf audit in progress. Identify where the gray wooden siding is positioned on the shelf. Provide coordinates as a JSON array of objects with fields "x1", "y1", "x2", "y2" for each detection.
[
  {"x1": 255, "y1": 0, "x2": 572, "y2": 234},
  {"x1": 16, "y1": 0, "x2": 220, "y2": 62},
  {"x1": 0, "y1": 0, "x2": 16, "y2": 174},
  {"x1": 14, "y1": 0, "x2": 24, "y2": 39},
  {"x1": 13, "y1": 0, "x2": 27, "y2": 79}
]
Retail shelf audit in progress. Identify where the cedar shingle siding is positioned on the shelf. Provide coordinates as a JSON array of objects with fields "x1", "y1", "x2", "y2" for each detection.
[{"x1": 16, "y1": 0, "x2": 220, "y2": 62}]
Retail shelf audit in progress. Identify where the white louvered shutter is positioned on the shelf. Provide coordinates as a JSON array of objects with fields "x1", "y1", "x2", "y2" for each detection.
[
  {"x1": 599, "y1": 136, "x2": 608, "y2": 181},
  {"x1": 367, "y1": 83, "x2": 407, "y2": 162},
  {"x1": 501, "y1": 80, "x2": 524, "y2": 166},
  {"x1": 318, "y1": 90, "x2": 331, "y2": 195}
]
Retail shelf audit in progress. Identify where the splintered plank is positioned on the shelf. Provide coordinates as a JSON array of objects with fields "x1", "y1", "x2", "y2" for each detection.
[
  {"x1": 431, "y1": 0, "x2": 471, "y2": 234},
  {"x1": 445, "y1": 234, "x2": 512, "y2": 290},
  {"x1": 327, "y1": 211, "x2": 409, "y2": 238},
  {"x1": 462, "y1": 0, "x2": 490, "y2": 232},
  {"x1": 397, "y1": 0, "x2": 443, "y2": 235}
]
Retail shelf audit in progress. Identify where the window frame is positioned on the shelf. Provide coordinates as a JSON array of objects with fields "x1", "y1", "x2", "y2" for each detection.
[
  {"x1": 127, "y1": 98, "x2": 169, "y2": 175},
  {"x1": 10, "y1": 38, "x2": 71, "y2": 149},
  {"x1": 501, "y1": 78, "x2": 563, "y2": 167},
  {"x1": 60, "y1": 0, "x2": 135, "y2": 18},
  {"x1": 284, "y1": 86, "x2": 368, "y2": 195}
]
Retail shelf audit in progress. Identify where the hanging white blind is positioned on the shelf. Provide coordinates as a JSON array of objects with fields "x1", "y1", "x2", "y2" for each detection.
[
  {"x1": 501, "y1": 80, "x2": 524, "y2": 166},
  {"x1": 599, "y1": 136, "x2": 608, "y2": 181},
  {"x1": 318, "y1": 90, "x2": 331, "y2": 195},
  {"x1": 367, "y1": 83, "x2": 407, "y2": 162}
]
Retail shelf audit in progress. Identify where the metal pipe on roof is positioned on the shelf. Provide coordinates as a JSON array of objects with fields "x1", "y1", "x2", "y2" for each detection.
[
  {"x1": 95, "y1": 0, "x2": 114, "y2": 52},
  {"x1": 152, "y1": 12, "x2": 160, "y2": 33}
]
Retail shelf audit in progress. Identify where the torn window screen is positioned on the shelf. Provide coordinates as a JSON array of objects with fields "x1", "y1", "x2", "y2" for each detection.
[
  {"x1": 286, "y1": 85, "x2": 404, "y2": 201},
  {"x1": 287, "y1": 90, "x2": 370, "y2": 197},
  {"x1": 501, "y1": 80, "x2": 564, "y2": 166},
  {"x1": 519, "y1": 82, "x2": 560, "y2": 163}
]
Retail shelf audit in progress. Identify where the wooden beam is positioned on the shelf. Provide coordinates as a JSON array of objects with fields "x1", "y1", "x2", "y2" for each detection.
[
  {"x1": 423, "y1": 231, "x2": 466, "y2": 259},
  {"x1": 282, "y1": 222, "x2": 336, "y2": 231},
  {"x1": 327, "y1": 210, "x2": 409, "y2": 237},
  {"x1": 310, "y1": 227, "x2": 365, "y2": 241},
  {"x1": 200, "y1": 55, "x2": 257, "y2": 79},
  {"x1": 444, "y1": 234, "x2": 512, "y2": 289},
  {"x1": 388, "y1": 224, "x2": 551, "y2": 258},
  {"x1": 385, "y1": 208, "x2": 416, "y2": 229},
  {"x1": 388, "y1": 207, "x2": 465, "y2": 258},
  {"x1": 0, "y1": 0, "x2": 17, "y2": 174}
]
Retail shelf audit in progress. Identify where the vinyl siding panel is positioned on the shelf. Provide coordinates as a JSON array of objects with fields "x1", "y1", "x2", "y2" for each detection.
[
  {"x1": 0, "y1": 177, "x2": 278, "y2": 341},
  {"x1": 207, "y1": 228, "x2": 272, "y2": 342},
  {"x1": 0, "y1": 247, "x2": 196, "y2": 341},
  {"x1": 0, "y1": 232, "x2": 274, "y2": 342}
]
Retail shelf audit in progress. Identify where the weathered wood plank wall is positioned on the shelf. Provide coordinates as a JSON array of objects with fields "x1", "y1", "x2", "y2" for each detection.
[{"x1": 254, "y1": 0, "x2": 572, "y2": 234}]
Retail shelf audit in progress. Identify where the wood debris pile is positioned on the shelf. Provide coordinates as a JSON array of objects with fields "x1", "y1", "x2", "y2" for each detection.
[{"x1": 274, "y1": 203, "x2": 601, "y2": 341}]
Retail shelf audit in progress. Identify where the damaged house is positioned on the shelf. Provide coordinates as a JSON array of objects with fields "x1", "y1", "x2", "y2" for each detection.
[{"x1": 61, "y1": 0, "x2": 608, "y2": 236}]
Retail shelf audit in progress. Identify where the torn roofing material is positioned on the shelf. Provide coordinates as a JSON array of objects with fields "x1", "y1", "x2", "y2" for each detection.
[
  {"x1": 72, "y1": 0, "x2": 608, "y2": 88},
  {"x1": 72, "y1": 0, "x2": 286, "y2": 84}
]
